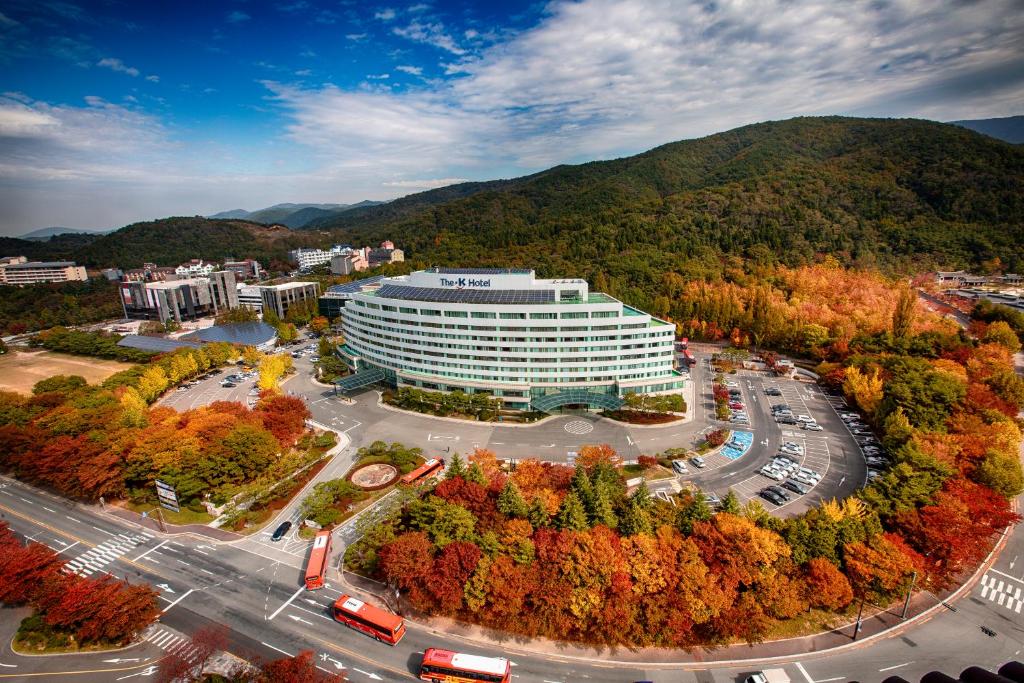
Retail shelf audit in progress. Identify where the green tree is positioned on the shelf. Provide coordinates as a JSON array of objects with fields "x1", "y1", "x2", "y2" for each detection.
[
  {"x1": 444, "y1": 452, "x2": 466, "y2": 480},
  {"x1": 974, "y1": 449, "x2": 1024, "y2": 498},
  {"x1": 554, "y1": 491, "x2": 589, "y2": 531},
  {"x1": 464, "y1": 462, "x2": 487, "y2": 486},
  {"x1": 720, "y1": 489, "x2": 741, "y2": 515},
  {"x1": 588, "y1": 480, "x2": 618, "y2": 529},
  {"x1": 497, "y1": 481, "x2": 529, "y2": 518},
  {"x1": 984, "y1": 320, "x2": 1022, "y2": 353},
  {"x1": 527, "y1": 496, "x2": 550, "y2": 529}
]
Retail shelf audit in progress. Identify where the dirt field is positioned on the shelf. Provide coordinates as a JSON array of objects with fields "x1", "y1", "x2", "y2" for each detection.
[{"x1": 0, "y1": 349, "x2": 136, "y2": 395}]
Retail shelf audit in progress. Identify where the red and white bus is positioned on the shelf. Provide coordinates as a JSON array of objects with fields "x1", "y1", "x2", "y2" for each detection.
[
  {"x1": 304, "y1": 530, "x2": 332, "y2": 590},
  {"x1": 677, "y1": 337, "x2": 689, "y2": 350},
  {"x1": 681, "y1": 349, "x2": 696, "y2": 367},
  {"x1": 419, "y1": 648, "x2": 511, "y2": 683},
  {"x1": 400, "y1": 458, "x2": 444, "y2": 486},
  {"x1": 332, "y1": 594, "x2": 406, "y2": 645}
]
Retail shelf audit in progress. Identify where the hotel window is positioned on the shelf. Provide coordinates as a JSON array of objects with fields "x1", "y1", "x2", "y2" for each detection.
[
  {"x1": 500, "y1": 312, "x2": 527, "y2": 319},
  {"x1": 445, "y1": 310, "x2": 468, "y2": 318},
  {"x1": 530, "y1": 312, "x2": 556, "y2": 319},
  {"x1": 560, "y1": 311, "x2": 588, "y2": 319},
  {"x1": 471, "y1": 311, "x2": 496, "y2": 319}
]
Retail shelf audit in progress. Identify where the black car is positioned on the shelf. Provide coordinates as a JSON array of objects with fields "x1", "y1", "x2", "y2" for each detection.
[
  {"x1": 221, "y1": 382, "x2": 237, "y2": 388},
  {"x1": 771, "y1": 404, "x2": 791, "y2": 412},
  {"x1": 271, "y1": 521, "x2": 292, "y2": 541},
  {"x1": 776, "y1": 416, "x2": 797, "y2": 424},
  {"x1": 766, "y1": 485, "x2": 792, "y2": 501},
  {"x1": 782, "y1": 479, "x2": 809, "y2": 495},
  {"x1": 759, "y1": 488, "x2": 787, "y2": 505}
]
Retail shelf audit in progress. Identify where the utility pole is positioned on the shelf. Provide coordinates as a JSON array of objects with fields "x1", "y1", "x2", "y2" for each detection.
[
  {"x1": 153, "y1": 507, "x2": 166, "y2": 533},
  {"x1": 853, "y1": 597, "x2": 865, "y2": 641},
  {"x1": 901, "y1": 571, "x2": 918, "y2": 619}
]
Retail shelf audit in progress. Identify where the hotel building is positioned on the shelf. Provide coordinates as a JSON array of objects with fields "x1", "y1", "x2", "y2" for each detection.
[{"x1": 335, "y1": 268, "x2": 683, "y2": 411}]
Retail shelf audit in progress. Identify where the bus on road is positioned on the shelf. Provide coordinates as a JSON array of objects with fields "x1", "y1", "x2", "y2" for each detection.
[
  {"x1": 332, "y1": 595, "x2": 406, "y2": 645},
  {"x1": 304, "y1": 530, "x2": 332, "y2": 590},
  {"x1": 400, "y1": 458, "x2": 444, "y2": 486},
  {"x1": 419, "y1": 648, "x2": 511, "y2": 683},
  {"x1": 681, "y1": 349, "x2": 696, "y2": 367}
]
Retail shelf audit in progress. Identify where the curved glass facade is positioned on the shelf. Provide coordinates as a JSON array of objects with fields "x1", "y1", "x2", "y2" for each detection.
[{"x1": 339, "y1": 268, "x2": 684, "y2": 408}]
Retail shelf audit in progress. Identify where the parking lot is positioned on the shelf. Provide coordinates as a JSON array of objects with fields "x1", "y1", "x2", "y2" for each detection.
[{"x1": 680, "y1": 365, "x2": 865, "y2": 517}]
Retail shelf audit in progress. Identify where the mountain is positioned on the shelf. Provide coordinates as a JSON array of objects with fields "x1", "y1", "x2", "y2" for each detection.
[
  {"x1": 950, "y1": 116, "x2": 1024, "y2": 144},
  {"x1": 310, "y1": 116, "x2": 1023, "y2": 310},
  {"x1": 69, "y1": 217, "x2": 326, "y2": 269},
  {"x1": 206, "y1": 202, "x2": 388, "y2": 229},
  {"x1": 207, "y1": 209, "x2": 250, "y2": 220},
  {"x1": 17, "y1": 226, "x2": 109, "y2": 241}
]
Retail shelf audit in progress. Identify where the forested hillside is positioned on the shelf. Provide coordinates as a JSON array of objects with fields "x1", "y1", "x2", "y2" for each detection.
[
  {"x1": 71, "y1": 217, "x2": 319, "y2": 269},
  {"x1": 314, "y1": 117, "x2": 1024, "y2": 310}
]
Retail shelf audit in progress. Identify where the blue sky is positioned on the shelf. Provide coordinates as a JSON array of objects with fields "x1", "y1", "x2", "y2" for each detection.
[{"x1": 1, "y1": 0, "x2": 1022, "y2": 235}]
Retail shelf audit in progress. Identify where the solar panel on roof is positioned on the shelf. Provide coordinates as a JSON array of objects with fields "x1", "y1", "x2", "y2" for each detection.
[
  {"x1": 432, "y1": 267, "x2": 532, "y2": 275},
  {"x1": 116, "y1": 335, "x2": 204, "y2": 353},
  {"x1": 182, "y1": 322, "x2": 277, "y2": 346},
  {"x1": 376, "y1": 284, "x2": 554, "y2": 305},
  {"x1": 326, "y1": 275, "x2": 385, "y2": 295}
]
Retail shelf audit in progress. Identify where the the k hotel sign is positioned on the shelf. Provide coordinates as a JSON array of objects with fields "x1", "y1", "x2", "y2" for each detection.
[{"x1": 155, "y1": 479, "x2": 180, "y2": 513}]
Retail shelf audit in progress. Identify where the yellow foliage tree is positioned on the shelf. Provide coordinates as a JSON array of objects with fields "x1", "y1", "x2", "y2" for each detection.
[{"x1": 843, "y1": 365, "x2": 884, "y2": 417}]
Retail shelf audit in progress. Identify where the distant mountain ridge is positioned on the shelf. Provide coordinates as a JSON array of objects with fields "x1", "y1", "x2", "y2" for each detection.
[
  {"x1": 17, "y1": 226, "x2": 110, "y2": 241},
  {"x1": 208, "y1": 201, "x2": 386, "y2": 229},
  {"x1": 950, "y1": 116, "x2": 1024, "y2": 144}
]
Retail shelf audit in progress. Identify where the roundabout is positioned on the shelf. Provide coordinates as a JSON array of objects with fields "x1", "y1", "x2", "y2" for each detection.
[{"x1": 563, "y1": 419, "x2": 595, "y2": 435}]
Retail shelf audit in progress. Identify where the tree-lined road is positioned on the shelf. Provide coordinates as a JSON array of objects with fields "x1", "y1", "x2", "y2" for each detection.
[{"x1": 3, "y1": 464, "x2": 1024, "y2": 682}]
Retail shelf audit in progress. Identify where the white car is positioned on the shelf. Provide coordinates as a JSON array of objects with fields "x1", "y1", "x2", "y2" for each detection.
[
  {"x1": 725, "y1": 381, "x2": 739, "y2": 388},
  {"x1": 797, "y1": 414, "x2": 813, "y2": 423},
  {"x1": 803, "y1": 423, "x2": 823, "y2": 431},
  {"x1": 798, "y1": 467, "x2": 821, "y2": 482},
  {"x1": 672, "y1": 460, "x2": 689, "y2": 475},
  {"x1": 690, "y1": 456, "x2": 707, "y2": 468},
  {"x1": 760, "y1": 467, "x2": 785, "y2": 481}
]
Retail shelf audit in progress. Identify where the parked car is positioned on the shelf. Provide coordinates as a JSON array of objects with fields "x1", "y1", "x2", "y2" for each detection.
[
  {"x1": 782, "y1": 479, "x2": 810, "y2": 495},
  {"x1": 271, "y1": 521, "x2": 292, "y2": 541},
  {"x1": 803, "y1": 423, "x2": 824, "y2": 431},
  {"x1": 221, "y1": 382, "x2": 237, "y2": 388},
  {"x1": 672, "y1": 460, "x2": 689, "y2": 475},
  {"x1": 764, "y1": 387, "x2": 782, "y2": 396},
  {"x1": 776, "y1": 416, "x2": 797, "y2": 424},
  {"x1": 729, "y1": 401, "x2": 744, "y2": 409},
  {"x1": 690, "y1": 456, "x2": 706, "y2": 468},
  {"x1": 766, "y1": 485, "x2": 791, "y2": 501},
  {"x1": 759, "y1": 488, "x2": 787, "y2": 505},
  {"x1": 725, "y1": 381, "x2": 739, "y2": 388},
  {"x1": 797, "y1": 467, "x2": 821, "y2": 481},
  {"x1": 771, "y1": 404, "x2": 792, "y2": 412},
  {"x1": 796, "y1": 414, "x2": 813, "y2": 423},
  {"x1": 760, "y1": 467, "x2": 785, "y2": 481}
]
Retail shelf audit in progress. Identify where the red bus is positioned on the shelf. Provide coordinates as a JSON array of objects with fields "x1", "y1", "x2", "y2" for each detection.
[
  {"x1": 419, "y1": 648, "x2": 511, "y2": 683},
  {"x1": 400, "y1": 458, "x2": 444, "y2": 486},
  {"x1": 332, "y1": 594, "x2": 406, "y2": 645},
  {"x1": 304, "y1": 530, "x2": 332, "y2": 590},
  {"x1": 680, "y1": 337, "x2": 689, "y2": 350},
  {"x1": 682, "y1": 349, "x2": 696, "y2": 367}
]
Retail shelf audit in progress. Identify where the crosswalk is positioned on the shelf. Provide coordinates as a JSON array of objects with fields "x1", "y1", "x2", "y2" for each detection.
[
  {"x1": 144, "y1": 626, "x2": 204, "y2": 662},
  {"x1": 64, "y1": 532, "x2": 152, "y2": 577},
  {"x1": 980, "y1": 573, "x2": 1024, "y2": 613}
]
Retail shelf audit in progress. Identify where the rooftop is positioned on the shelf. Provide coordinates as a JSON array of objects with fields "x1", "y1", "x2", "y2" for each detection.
[
  {"x1": 325, "y1": 275, "x2": 385, "y2": 295},
  {"x1": 4, "y1": 260, "x2": 78, "y2": 269},
  {"x1": 182, "y1": 321, "x2": 277, "y2": 346},
  {"x1": 116, "y1": 335, "x2": 203, "y2": 353},
  {"x1": 424, "y1": 267, "x2": 533, "y2": 275},
  {"x1": 265, "y1": 281, "x2": 318, "y2": 291},
  {"x1": 374, "y1": 284, "x2": 556, "y2": 304}
]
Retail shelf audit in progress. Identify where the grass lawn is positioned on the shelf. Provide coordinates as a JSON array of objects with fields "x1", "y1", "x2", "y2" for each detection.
[
  {"x1": 622, "y1": 464, "x2": 675, "y2": 481},
  {"x1": 760, "y1": 607, "x2": 855, "y2": 641},
  {"x1": 123, "y1": 501, "x2": 214, "y2": 526},
  {"x1": 13, "y1": 615, "x2": 124, "y2": 654}
]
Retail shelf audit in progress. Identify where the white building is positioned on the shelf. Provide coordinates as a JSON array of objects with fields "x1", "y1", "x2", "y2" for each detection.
[
  {"x1": 289, "y1": 245, "x2": 348, "y2": 270},
  {"x1": 237, "y1": 281, "x2": 320, "y2": 319},
  {"x1": 336, "y1": 268, "x2": 683, "y2": 411},
  {"x1": 175, "y1": 259, "x2": 218, "y2": 278},
  {"x1": 0, "y1": 256, "x2": 88, "y2": 285}
]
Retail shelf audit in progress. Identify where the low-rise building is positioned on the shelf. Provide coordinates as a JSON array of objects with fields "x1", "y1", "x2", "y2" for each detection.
[
  {"x1": 222, "y1": 258, "x2": 262, "y2": 281},
  {"x1": 330, "y1": 252, "x2": 368, "y2": 275},
  {"x1": 0, "y1": 256, "x2": 88, "y2": 285},
  {"x1": 124, "y1": 263, "x2": 178, "y2": 282},
  {"x1": 289, "y1": 246, "x2": 347, "y2": 270},
  {"x1": 101, "y1": 268, "x2": 124, "y2": 281},
  {"x1": 120, "y1": 271, "x2": 238, "y2": 323},
  {"x1": 175, "y1": 259, "x2": 218, "y2": 278},
  {"x1": 367, "y1": 244, "x2": 404, "y2": 267}
]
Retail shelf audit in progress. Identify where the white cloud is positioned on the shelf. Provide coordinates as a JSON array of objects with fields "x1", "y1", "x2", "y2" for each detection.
[
  {"x1": 145, "y1": 74, "x2": 159, "y2": 83},
  {"x1": 97, "y1": 57, "x2": 140, "y2": 77},
  {"x1": 346, "y1": 33, "x2": 368, "y2": 41},
  {"x1": 395, "y1": 65, "x2": 423, "y2": 76},
  {"x1": 366, "y1": 73, "x2": 390, "y2": 80},
  {"x1": 382, "y1": 177, "x2": 468, "y2": 188},
  {"x1": 226, "y1": 10, "x2": 250, "y2": 23},
  {"x1": 295, "y1": 69, "x2": 312, "y2": 76},
  {"x1": 393, "y1": 20, "x2": 465, "y2": 54},
  {"x1": 374, "y1": 8, "x2": 396, "y2": 21}
]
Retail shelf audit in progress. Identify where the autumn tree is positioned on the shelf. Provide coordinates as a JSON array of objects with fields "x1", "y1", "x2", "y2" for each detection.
[
  {"x1": 497, "y1": 481, "x2": 529, "y2": 519},
  {"x1": 983, "y1": 320, "x2": 1022, "y2": 353},
  {"x1": 892, "y1": 287, "x2": 917, "y2": 339},
  {"x1": 157, "y1": 624, "x2": 228, "y2": 683},
  {"x1": 843, "y1": 365, "x2": 884, "y2": 417},
  {"x1": 803, "y1": 557, "x2": 853, "y2": 610},
  {"x1": 843, "y1": 535, "x2": 915, "y2": 603},
  {"x1": 555, "y1": 491, "x2": 589, "y2": 531}
]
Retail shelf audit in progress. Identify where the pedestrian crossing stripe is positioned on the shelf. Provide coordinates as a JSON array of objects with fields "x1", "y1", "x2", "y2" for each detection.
[
  {"x1": 145, "y1": 627, "x2": 203, "y2": 662},
  {"x1": 63, "y1": 535, "x2": 148, "y2": 577},
  {"x1": 981, "y1": 574, "x2": 1024, "y2": 614}
]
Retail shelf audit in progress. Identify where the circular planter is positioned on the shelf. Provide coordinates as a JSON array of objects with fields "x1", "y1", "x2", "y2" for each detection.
[{"x1": 347, "y1": 462, "x2": 400, "y2": 490}]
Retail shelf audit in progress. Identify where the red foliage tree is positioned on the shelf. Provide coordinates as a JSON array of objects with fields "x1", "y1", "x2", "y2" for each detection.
[
  {"x1": 157, "y1": 624, "x2": 228, "y2": 683},
  {"x1": 803, "y1": 557, "x2": 853, "y2": 610},
  {"x1": 251, "y1": 650, "x2": 346, "y2": 682},
  {"x1": 254, "y1": 394, "x2": 310, "y2": 446},
  {"x1": 0, "y1": 524, "x2": 65, "y2": 605},
  {"x1": 430, "y1": 541, "x2": 481, "y2": 613}
]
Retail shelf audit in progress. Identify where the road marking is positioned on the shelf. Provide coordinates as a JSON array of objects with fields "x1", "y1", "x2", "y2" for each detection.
[
  {"x1": 268, "y1": 585, "x2": 306, "y2": 621},
  {"x1": 989, "y1": 567, "x2": 1024, "y2": 585},
  {"x1": 65, "y1": 515, "x2": 82, "y2": 523},
  {"x1": 816, "y1": 678, "x2": 845, "y2": 682},
  {"x1": 879, "y1": 662, "x2": 913, "y2": 672},
  {"x1": 58, "y1": 541, "x2": 80, "y2": 554},
  {"x1": 42, "y1": 506, "x2": 55, "y2": 513},
  {"x1": 161, "y1": 588, "x2": 194, "y2": 614},
  {"x1": 795, "y1": 662, "x2": 815, "y2": 683},
  {"x1": 132, "y1": 539, "x2": 168, "y2": 562},
  {"x1": 261, "y1": 641, "x2": 292, "y2": 657}
]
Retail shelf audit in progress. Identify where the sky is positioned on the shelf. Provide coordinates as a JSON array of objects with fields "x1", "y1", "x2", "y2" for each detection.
[{"x1": 0, "y1": 0, "x2": 1022, "y2": 236}]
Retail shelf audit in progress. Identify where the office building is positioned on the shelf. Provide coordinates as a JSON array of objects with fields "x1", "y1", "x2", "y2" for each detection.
[
  {"x1": 335, "y1": 268, "x2": 683, "y2": 411},
  {"x1": 0, "y1": 256, "x2": 88, "y2": 285},
  {"x1": 120, "y1": 271, "x2": 237, "y2": 323},
  {"x1": 237, "y1": 281, "x2": 320, "y2": 319}
]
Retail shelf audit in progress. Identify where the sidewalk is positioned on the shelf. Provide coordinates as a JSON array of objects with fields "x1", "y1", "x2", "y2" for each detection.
[{"x1": 102, "y1": 506, "x2": 243, "y2": 541}]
